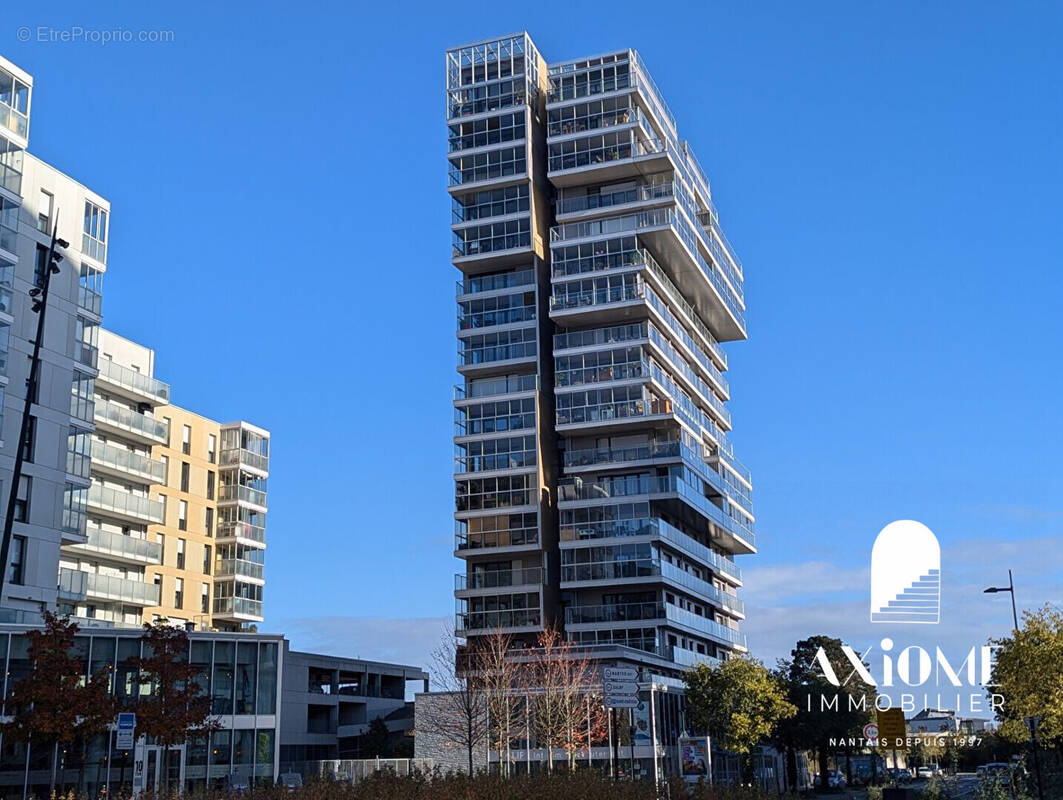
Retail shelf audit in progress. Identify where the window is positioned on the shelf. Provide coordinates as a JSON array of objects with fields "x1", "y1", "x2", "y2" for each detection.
[
  {"x1": 177, "y1": 538, "x2": 186, "y2": 570},
  {"x1": 8, "y1": 536, "x2": 25, "y2": 585},
  {"x1": 206, "y1": 471, "x2": 214, "y2": 500},
  {"x1": 207, "y1": 434, "x2": 216, "y2": 463},
  {"x1": 160, "y1": 455, "x2": 169, "y2": 483},
  {"x1": 82, "y1": 200, "x2": 108, "y2": 263},
  {"x1": 38, "y1": 190, "x2": 52, "y2": 234},
  {"x1": 182, "y1": 425, "x2": 191, "y2": 455},
  {"x1": 201, "y1": 583, "x2": 209, "y2": 613},
  {"x1": 205, "y1": 507, "x2": 213, "y2": 537},
  {"x1": 21, "y1": 415, "x2": 35, "y2": 462},
  {"x1": 154, "y1": 573, "x2": 161, "y2": 587},
  {"x1": 203, "y1": 544, "x2": 211, "y2": 574},
  {"x1": 158, "y1": 494, "x2": 167, "y2": 523},
  {"x1": 181, "y1": 462, "x2": 190, "y2": 493},
  {"x1": 178, "y1": 501, "x2": 187, "y2": 532},
  {"x1": 163, "y1": 417, "x2": 172, "y2": 446},
  {"x1": 174, "y1": 577, "x2": 184, "y2": 609},
  {"x1": 14, "y1": 476, "x2": 30, "y2": 523}
]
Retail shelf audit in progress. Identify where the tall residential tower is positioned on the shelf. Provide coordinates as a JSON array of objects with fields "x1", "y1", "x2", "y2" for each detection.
[{"x1": 448, "y1": 34, "x2": 755, "y2": 678}]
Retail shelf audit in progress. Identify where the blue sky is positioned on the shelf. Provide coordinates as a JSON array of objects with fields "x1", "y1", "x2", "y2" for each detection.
[{"x1": 6, "y1": 1, "x2": 1062, "y2": 683}]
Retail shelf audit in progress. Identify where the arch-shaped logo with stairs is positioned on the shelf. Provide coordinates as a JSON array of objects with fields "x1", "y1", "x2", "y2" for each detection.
[{"x1": 870, "y1": 520, "x2": 940, "y2": 624}]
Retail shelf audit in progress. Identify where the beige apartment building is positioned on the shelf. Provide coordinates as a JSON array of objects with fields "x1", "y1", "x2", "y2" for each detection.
[{"x1": 58, "y1": 329, "x2": 269, "y2": 631}]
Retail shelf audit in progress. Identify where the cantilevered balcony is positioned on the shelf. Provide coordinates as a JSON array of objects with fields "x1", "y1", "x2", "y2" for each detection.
[
  {"x1": 94, "y1": 399, "x2": 169, "y2": 446},
  {"x1": 219, "y1": 448, "x2": 269, "y2": 474},
  {"x1": 565, "y1": 601, "x2": 746, "y2": 651},
  {"x1": 64, "y1": 528, "x2": 162, "y2": 566},
  {"x1": 558, "y1": 558, "x2": 743, "y2": 618},
  {"x1": 455, "y1": 608, "x2": 541, "y2": 635},
  {"x1": 216, "y1": 521, "x2": 266, "y2": 547},
  {"x1": 88, "y1": 485, "x2": 164, "y2": 526},
  {"x1": 455, "y1": 566, "x2": 542, "y2": 596},
  {"x1": 85, "y1": 572, "x2": 161, "y2": 607},
  {"x1": 96, "y1": 358, "x2": 170, "y2": 406},
  {"x1": 549, "y1": 210, "x2": 745, "y2": 340},
  {"x1": 215, "y1": 558, "x2": 265, "y2": 583},
  {"x1": 212, "y1": 595, "x2": 263, "y2": 621},
  {"x1": 558, "y1": 474, "x2": 755, "y2": 555},
  {"x1": 559, "y1": 516, "x2": 742, "y2": 585},
  {"x1": 218, "y1": 484, "x2": 267, "y2": 508},
  {"x1": 90, "y1": 440, "x2": 166, "y2": 485}
]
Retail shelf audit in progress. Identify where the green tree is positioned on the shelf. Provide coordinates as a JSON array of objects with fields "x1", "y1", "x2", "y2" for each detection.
[
  {"x1": 774, "y1": 635, "x2": 876, "y2": 791},
  {"x1": 132, "y1": 621, "x2": 217, "y2": 789},
  {"x1": 0, "y1": 613, "x2": 115, "y2": 793},
  {"x1": 684, "y1": 656, "x2": 796, "y2": 782},
  {"x1": 990, "y1": 605, "x2": 1063, "y2": 745}
]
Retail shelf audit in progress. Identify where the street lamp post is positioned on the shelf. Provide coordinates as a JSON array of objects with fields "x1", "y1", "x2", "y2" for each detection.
[
  {"x1": 983, "y1": 568, "x2": 1019, "y2": 633},
  {"x1": 0, "y1": 215, "x2": 66, "y2": 605}
]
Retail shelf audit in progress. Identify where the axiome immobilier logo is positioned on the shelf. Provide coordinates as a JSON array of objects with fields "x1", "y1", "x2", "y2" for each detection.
[{"x1": 870, "y1": 520, "x2": 941, "y2": 624}]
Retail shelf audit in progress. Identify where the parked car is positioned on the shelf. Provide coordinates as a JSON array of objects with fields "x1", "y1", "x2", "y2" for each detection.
[
  {"x1": 889, "y1": 767, "x2": 912, "y2": 784},
  {"x1": 916, "y1": 765, "x2": 936, "y2": 779}
]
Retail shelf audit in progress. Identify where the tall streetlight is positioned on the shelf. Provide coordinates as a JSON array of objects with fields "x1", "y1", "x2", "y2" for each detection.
[
  {"x1": 983, "y1": 568, "x2": 1019, "y2": 633},
  {"x1": 0, "y1": 214, "x2": 66, "y2": 604}
]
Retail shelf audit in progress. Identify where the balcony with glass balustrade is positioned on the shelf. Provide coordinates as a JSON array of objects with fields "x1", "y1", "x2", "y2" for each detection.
[
  {"x1": 64, "y1": 528, "x2": 162, "y2": 566},
  {"x1": 95, "y1": 358, "x2": 170, "y2": 406}
]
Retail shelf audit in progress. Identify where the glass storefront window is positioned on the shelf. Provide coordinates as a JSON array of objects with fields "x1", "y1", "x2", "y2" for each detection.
[
  {"x1": 257, "y1": 643, "x2": 277, "y2": 715},
  {"x1": 208, "y1": 730, "x2": 231, "y2": 779},
  {"x1": 235, "y1": 643, "x2": 257, "y2": 714},
  {"x1": 211, "y1": 642, "x2": 234, "y2": 714}
]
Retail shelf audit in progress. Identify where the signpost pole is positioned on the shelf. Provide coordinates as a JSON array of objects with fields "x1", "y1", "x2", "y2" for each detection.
[{"x1": 608, "y1": 708, "x2": 616, "y2": 779}]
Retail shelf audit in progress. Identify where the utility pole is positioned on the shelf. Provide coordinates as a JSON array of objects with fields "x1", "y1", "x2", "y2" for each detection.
[{"x1": 0, "y1": 214, "x2": 66, "y2": 604}]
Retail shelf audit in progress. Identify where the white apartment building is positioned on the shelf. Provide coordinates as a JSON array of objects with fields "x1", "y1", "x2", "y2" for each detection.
[{"x1": 0, "y1": 56, "x2": 109, "y2": 620}]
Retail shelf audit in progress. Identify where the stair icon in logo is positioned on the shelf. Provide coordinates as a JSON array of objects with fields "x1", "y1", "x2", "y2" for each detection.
[{"x1": 870, "y1": 520, "x2": 941, "y2": 624}]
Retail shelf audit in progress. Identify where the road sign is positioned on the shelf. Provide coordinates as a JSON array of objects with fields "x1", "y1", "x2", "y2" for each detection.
[
  {"x1": 116, "y1": 712, "x2": 136, "y2": 750},
  {"x1": 603, "y1": 680, "x2": 639, "y2": 694},
  {"x1": 863, "y1": 722, "x2": 879, "y2": 741},
  {"x1": 603, "y1": 667, "x2": 638, "y2": 682},
  {"x1": 604, "y1": 694, "x2": 639, "y2": 708},
  {"x1": 876, "y1": 708, "x2": 908, "y2": 750}
]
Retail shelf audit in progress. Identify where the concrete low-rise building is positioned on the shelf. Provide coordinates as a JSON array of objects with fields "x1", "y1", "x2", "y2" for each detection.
[{"x1": 279, "y1": 645, "x2": 428, "y2": 767}]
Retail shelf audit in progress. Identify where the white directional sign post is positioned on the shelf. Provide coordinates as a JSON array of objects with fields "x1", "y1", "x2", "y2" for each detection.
[
  {"x1": 602, "y1": 668, "x2": 639, "y2": 708},
  {"x1": 602, "y1": 668, "x2": 641, "y2": 779}
]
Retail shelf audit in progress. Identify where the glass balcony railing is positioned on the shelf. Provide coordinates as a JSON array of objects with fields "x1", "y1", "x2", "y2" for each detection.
[
  {"x1": 559, "y1": 516, "x2": 741, "y2": 583},
  {"x1": 220, "y1": 448, "x2": 269, "y2": 473},
  {"x1": 219, "y1": 484, "x2": 268, "y2": 507},
  {"x1": 557, "y1": 180, "x2": 673, "y2": 216},
  {"x1": 558, "y1": 475, "x2": 754, "y2": 549},
  {"x1": 550, "y1": 281, "x2": 644, "y2": 312},
  {"x1": 672, "y1": 646, "x2": 720, "y2": 669},
  {"x1": 456, "y1": 608, "x2": 541, "y2": 632},
  {"x1": 454, "y1": 373, "x2": 537, "y2": 401},
  {"x1": 455, "y1": 567, "x2": 542, "y2": 591},
  {"x1": 216, "y1": 558, "x2": 264, "y2": 581},
  {"x1": 74, "y1": 528, "x2": 162, "y2": 564},
  {"x1": 217, "y1": 521, "x2": 266, "y2": 544},
  {"x1": 90, "y1": 440, "x2": 166, "y2": 483},
  {"x1": 94, "y1": 399, "x2": 169, "y2": 443},
  {"x1": 458, "y1": 340, "x2": 536, "y2": 367},
  {"x1": 75, "y1": 341, "x2": 98, "y2": 370},
  {"x1": 96, "y1": 358, "x2": 170, "y2": 404},
  {"x1": 88, "y1": 485, "x2": 164, "y2": 524},
  {"x1": 58, "y1": 568, "x2": 88, "y2": 601},
  {"x1": 213, "y1": 596, "x2": 263, "y2": 618},
  {"x1": 555, "y1": 359, "x2": 649, "y2": 389},
  {"x1": 456, "y1": 268, "x2": 535, "y2": 296},
  {"x1": 665, "y1": 603, "x2": 746, "y2": 648},
  {"x1": 454, "y1": 527, "x2": 539, "y2": 551},
  {"x1": 660, "y1": 561, "x2": 744, "y2": 616},
  {"x1": 85, "y1": 572, "x2": 161, "y2": 607},
  {"x1": 565, "y1": 601, "x2": 745, "y2": 648}
]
